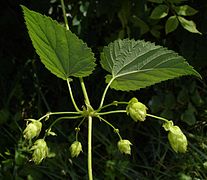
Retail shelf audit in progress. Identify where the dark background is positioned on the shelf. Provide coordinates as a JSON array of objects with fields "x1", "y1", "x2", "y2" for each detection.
[{"x1": 0, "y1": 0, "x2": 207, "y2": 179}]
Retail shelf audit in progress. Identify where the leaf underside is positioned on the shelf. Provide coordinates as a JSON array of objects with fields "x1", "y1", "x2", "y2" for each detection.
[
  {"x1": 22, "y1": 6, "x2": 96, "y2": 80},
  {"x1": 101, "y1": 39, "x2": 201, "y2": 91}
]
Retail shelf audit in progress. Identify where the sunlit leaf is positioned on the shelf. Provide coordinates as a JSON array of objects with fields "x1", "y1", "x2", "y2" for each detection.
[
  {"x1": 178, "y1": 16, "x2": 202, "y2": 35},
  {"x1": 22, "y1": 6, "x2": 96, "y2": 80},
  {"x1": 150, "y1": 5, "x2": 169, "y2": 19},
  {"x1": 165, "y1": 16, "x2": 179, "y2": 34},
  {"x1": 100, "y1": 39, "x2": 201, "y2": 91},
  {"x1": 175, "y1": 5, "x2": 198, "y2": 16}
]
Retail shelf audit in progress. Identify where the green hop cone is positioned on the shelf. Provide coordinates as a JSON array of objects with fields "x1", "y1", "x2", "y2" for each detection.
[
  {"x1": 117, "y1": 139, "x2": 132, "y2": 155},
  {"x1": 70, "y1": 141, "x2": 83, "y2": 158},
  {"x1": 126, "y1": 97, "x2": 147, "y2": 122},
  {"x1": 23, "y1": 120, "x2": 42, "y2": 140},
  {"x1": 163, "y1": 121, "x2": 188, "y2": 153},
  {"x1": 31, "y1": 139, "x2": 48, "y2": 164}
]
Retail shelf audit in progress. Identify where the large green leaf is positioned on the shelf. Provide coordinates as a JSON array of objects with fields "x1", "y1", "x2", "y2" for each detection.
[
  {"x1": 100, "y1": 39, "x2": 201, "y2": 91},
  {"x1": 22, "y1": 6, "x2": 96, "y2": 80}
]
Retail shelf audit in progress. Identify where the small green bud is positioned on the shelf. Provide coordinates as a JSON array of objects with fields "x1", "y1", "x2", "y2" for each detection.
[
  {"x1": 31, "y1": 139, "x2": 48, "y2": 164},
  {"x1": 23, "y1": 120, "x2": 42, "y2": 140},
  {"x1": 117, "y1": 139, "x2": 132, "y2": 155},
  {"x1": 70, "y1": 141, "x2": 83, "y2": 158},
  {"x1": 163, "y1": 121, "x2": 188, "y2": 153},
  {"x1": 126, "y1": 97, "x2": 147, "y2": 122}
]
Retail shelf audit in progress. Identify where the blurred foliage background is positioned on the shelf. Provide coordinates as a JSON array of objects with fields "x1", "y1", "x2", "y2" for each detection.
[{"x1": 0, "y1": 0, "x2": 207, "y2": 179}]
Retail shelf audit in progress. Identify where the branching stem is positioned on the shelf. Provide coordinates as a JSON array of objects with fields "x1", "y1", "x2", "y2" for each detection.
[{"x1": 79, "y1": 77, "x2": 93, "y2": 180}]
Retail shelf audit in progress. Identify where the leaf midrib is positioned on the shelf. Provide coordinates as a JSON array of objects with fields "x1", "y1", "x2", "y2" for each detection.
[{"x1": 114, "y1": 66, "x2": 189, "y2": 79}]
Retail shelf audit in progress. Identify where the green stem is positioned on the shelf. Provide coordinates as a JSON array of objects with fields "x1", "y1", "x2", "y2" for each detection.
[
  {"x1": 67, "y1": 78, "x2": 81, "y2": 112},
  {"x1": 44, "y1": 115, "x2": 83, "y2": 138},
  {"x1": 97, "y1": 110, "x2": 126, "y2": 116},
  {"x1": 97, "y1": 101, "x2": 128, "y2": 112},
  {"x1": 79, "y1": 77, "x2": 93, "y2": 180},
  {"x1": 88, "y1": 115, "x2": 93, "y2": 180},
  {"x1": 37, "y1": 111, "x2": 82, "y2": 121},
  {"x1": 60, "y1": 1, "x2": 93, "y2": 179},
  {"x1": 60, "y1": 0, "x2": 69, "y2": 30},
  {"x1": 98, "y1": 116, "x2": 122, "y2": 140},
  {"x1": 75, "y1": 118, "x2": 86, "y2": 141},
  {"x1": 146, "y1": 114, "x2": 169, "y2": 123},
  {"x1": 49, "y1": 116, "x2": 82, "y2": 129},
  {"x1": 79, "y1": 77, "x2": 90, "y2": 105},
  {"x1": 98, "y1": 78, "x2": 114, "y2": 110}
]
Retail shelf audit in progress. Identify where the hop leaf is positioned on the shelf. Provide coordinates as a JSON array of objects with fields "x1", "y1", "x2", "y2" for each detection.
[
  {"x1": 31, "y1": 139, "x2": 48, "y2": 164},
  {"x1": 163, "y1": 121, "x2": 188, "y2": 153},
  {"x1": 70, "y1": 141, "x2": 83, "y2": 158},
  {"x1": 117, "y1": 139, "x2": 132, "y2": 155},
  {"x1": 23, "y1": 120, "x2": 42, "y2": 140},
  {"x1": 126, "y1": 97, "x2": 148, "y2": 122}
]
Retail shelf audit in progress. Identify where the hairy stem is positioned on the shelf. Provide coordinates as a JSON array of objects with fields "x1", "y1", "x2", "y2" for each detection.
[
  {"x1": 67, "y1": 78, "x2": 81, "y2": 112},
  {"x1": 88, "y1": 116, "x2": 93, "y2": 180}
]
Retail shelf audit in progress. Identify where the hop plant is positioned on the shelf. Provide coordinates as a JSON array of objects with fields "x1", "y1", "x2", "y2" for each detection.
[
  {"x1": 23, "y1": 120, "x2": 42, "y2": 140},
  {"x1": 163, "y1": 121, "x2": 188, "y2": 153},
  {"x1": 31, "y1": 139, "x2": 48, "y2": 164},
  {"x1": 70, "y1": 141, "x2": 83, "y2": 158},
  {"x1": 126, "y1": 97, "x2": 147, "y2": 122},
  {"x1": 117, "y1": 139, "x2": 132, "y2": 155}
]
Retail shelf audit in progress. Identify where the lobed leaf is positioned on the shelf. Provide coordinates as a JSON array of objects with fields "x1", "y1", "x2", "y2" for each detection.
[
  {"x1": 22, "y1": 6, "x2": 96, "y2": 80},
  {"x1": 100, "y1": 39, "x2": 201, "y2": 91}
]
